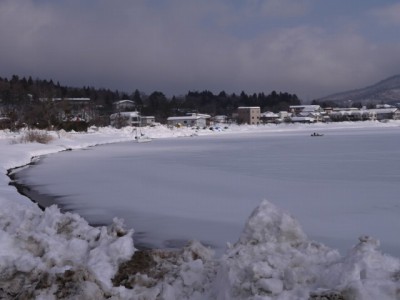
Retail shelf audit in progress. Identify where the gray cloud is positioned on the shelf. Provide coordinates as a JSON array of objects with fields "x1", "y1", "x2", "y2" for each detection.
[
  {"x1": 1, "y1": 0, "x2": 400, "y2": 100},
  {"x1": 369, "y1": 2, "x2": 400, "y2": 26},
  {"x1": 252, "y1": 0, "x2": 311, "y2": 18}
]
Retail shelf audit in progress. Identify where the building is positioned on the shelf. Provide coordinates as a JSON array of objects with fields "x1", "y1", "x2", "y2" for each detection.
[
  {"x1": 260, "y1": 111, "x2": 279, "y2": 123},
  {"x1": 368, "y1": 108, "x2": 398, "y2": 121},
  {"x1": 278, "y1": 111, "x2": 291, "y2": 122},
  {"x1": 110, "y1": 111, "x2": 155, "y2": 127},
  {"x1": 212, "y1": 115, "x2": 228, "y2": 124},
  {"x1": 110, "y1": 111, "x2": 140, "y2": 127},
  {"x1": 167, "y1": 113, "x2": 210, "y2": 127},
  {"x1": 289, "y1": 105, "x2": 323, "y2": 115},
  {"x1": 140, "y1": 116, "x2": 156, "y2": 126},
  {"x1": 237, "y1": 107, "x2": 261, "y2": 125},
  {"x1": 329, "y1": 108, "x2": 371, "y2": 122},
  {"x1": 289, "y1": 105, "x2": 325, "y2": 122},
  {"x1": 113, "y1": 100, "x2": 136, "y2": 112},
  {"x1": 328, "y1": 107, "x2": 398, "y2": 122},
  {"x1": 394, "y1": 110, "x2": 400, "y2": 120}
]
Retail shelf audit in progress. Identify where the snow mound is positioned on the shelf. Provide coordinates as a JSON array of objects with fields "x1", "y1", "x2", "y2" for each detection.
[
  {"x1": 0, "y1": 204, "x2": 134, "y2": 299},
  {"x1": 318, "y1": 235, "x2": 400, "y2": 300},
  {"x1": 214, "y1": 200, "x2": 400, "y2": 299}
]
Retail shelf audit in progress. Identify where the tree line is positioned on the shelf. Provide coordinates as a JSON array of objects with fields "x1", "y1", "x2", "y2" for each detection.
[
  {"x1": 0, "y1": 75, "x2": 301, "y2": 129},
  {"x1": 143, "y1": 90, "x2": 301, "y2": 122}
]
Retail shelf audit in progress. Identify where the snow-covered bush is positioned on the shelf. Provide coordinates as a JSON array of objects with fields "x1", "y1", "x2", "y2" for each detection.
[{"x1": 12, "y1": 130, "x2": 54, "y2": 144}]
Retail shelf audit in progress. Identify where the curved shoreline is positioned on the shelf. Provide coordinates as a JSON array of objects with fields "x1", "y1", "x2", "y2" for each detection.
[
  {"x1": 8, "y1": 159, "x2": 52, "y2": 211},
  {"x1": 7, "y1": 153, "x2": 157, "y2": 250}
]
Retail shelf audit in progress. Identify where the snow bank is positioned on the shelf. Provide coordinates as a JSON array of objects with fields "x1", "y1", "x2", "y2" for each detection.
[
  {"x1": 0, "y1": 203, "x2": 134, "y2": 299},
  {"x1": 215, "y1": 200, "x2": 400, "y2": 299},
  {"x1": 0, "y1": 122, "x2": 399, "y2": 299},
  {"x1": 108, "y1": 199, "x2": 400, "y2": 299}
]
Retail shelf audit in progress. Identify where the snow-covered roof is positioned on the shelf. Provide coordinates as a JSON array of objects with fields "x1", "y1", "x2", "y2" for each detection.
[
  {"x1": 238, "y1": 106, "x2": 260, "y2": 109},
  {"x1": 290, "y1": 105, "x2": 320, "y2": 109},
  {"x1": 299, "y1": 111, "x2": 321, "y2": 117},
  {"x1": 376, "y1": 104, "x2": 394, "y2": 109},
  {"x1": 330, "y1": 110, "x2": 366, "y2": 116},
  {"x1": 290, "y1": 105, "x2": 321, "y2": 112},
  {"x1": 199, "y1": 114, "x2": 211, "y2": 118},
  {"x1": 330, "y1": 108, "x2": 397, "y2": 116},
  {"x1": 367, "y1": 108, "x2": 397, "y2": 114},
  {"x1": 52, "y1": 97, "x2": 90, "y2": 101},
  {"x1": 261, "y1": 112, "x2": 279, "y2": 117},
  {"x1": 114, "y1": 100, "x2": 135, "y2": 105},
  {"x1": 167, "y1": 115, "x2": 206, "y2": 121},
  {"x1": 110, "y1": 111, "x2": 139, "y2": 118}
]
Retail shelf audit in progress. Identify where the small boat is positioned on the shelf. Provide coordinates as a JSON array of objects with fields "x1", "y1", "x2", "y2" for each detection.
[{"x1": 311, "y1": 132, "x2": 324, "y2": 137}]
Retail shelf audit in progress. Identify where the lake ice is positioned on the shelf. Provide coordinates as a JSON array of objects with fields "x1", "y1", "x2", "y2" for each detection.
[{"x1": 15, "y1": 126, "x2": 400, "y2": 256}]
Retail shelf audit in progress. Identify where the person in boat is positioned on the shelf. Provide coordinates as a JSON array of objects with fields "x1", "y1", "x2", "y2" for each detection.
[{"x1": 311, "y1": 132, "x2": 323, "y2": 136}]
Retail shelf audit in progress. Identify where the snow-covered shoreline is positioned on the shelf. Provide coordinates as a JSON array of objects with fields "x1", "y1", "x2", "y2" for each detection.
[{"x1": 1, "y1": 121, "x2": 400, "y2": 299}]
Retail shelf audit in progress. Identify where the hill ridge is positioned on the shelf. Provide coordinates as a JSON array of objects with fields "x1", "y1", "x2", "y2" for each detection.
[{"x1": 316, "y1": 74, "x2": 400, "y2": 106}]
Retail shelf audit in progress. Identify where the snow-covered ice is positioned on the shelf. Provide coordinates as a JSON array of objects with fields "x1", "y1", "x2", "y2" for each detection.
[{"x1": 0, "y1": 121, "x2": 400, "y2": 299}]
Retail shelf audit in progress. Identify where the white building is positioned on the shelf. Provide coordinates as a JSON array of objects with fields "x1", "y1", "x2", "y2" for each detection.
[
  {"x1": 212, "y1": 115, "x2": 228, "y2": 124},
  {"x1": 289, "y1": 105, "x2": 325, "y2": 122},
  {"x1": 110, "y1": 111, "x2": 140, "y2": 127},
  {"x1": 329, "y1": 109, "x2": 371, "y2": 121},
  {"x1": 113, "y1": 100, "x2": 136, "y2": 112},
  {"x1": 289, "y1": 105, "x2": 323, "y2": 115},
  {"x1": 367, "y1": 108, "x2": 398, "y2": 121},
  {"x1": 140, "y1": 116, "x2": 156, "y2": 126},
  {"x1": 260, "y1": 111, "x2": 279, "y2": 123},
  {"x1": 329, "y1": 107, "x2": 398, "y2": 122},
  {"x1": 167, "y1": 114, "x2": 210, "y2": 127}
]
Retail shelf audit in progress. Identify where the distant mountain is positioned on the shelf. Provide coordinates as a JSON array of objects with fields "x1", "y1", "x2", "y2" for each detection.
[{"x1": 316, "y1": 75, "x2": 400, "y2": 107}]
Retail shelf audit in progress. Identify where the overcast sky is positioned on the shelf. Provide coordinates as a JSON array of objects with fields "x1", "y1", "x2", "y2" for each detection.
[{"x1": 1, "y1": 0, "x2": 400, "y2": 101}]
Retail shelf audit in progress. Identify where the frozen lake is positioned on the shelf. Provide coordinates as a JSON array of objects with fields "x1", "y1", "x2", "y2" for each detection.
[{"x1": 15, "y1": 126, "x2": 400, "y2": 256}]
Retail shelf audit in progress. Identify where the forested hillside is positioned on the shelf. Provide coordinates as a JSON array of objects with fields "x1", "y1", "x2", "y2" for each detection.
[
  {"x1": 0, "y1": 75, "x2": 301, "y2": 128},
  {"x1": 0, "y1": 75, "x2": 121, "y2": 113}
]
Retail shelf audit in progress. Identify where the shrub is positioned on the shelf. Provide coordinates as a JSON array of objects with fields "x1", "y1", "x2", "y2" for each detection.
[
  {"x1": 15, "y1": 130, "x2": 54, "y2": 144},
  {"x1": 0, "y1": 117, "x2": 11, "y2": 130}
]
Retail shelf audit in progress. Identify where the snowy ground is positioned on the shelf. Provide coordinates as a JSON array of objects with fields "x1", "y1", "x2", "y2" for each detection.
[{"x1": 1, "y1": 121, "x2": 400, "y2": 299}]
